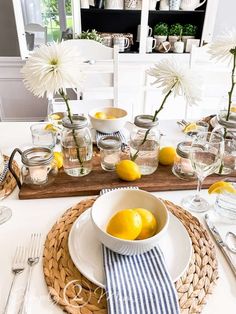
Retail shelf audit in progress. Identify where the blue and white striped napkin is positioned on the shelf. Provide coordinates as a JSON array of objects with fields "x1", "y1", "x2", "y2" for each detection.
[
  {"x1": 101, "y1": 188, "x2": 180, "y2": 314},
  {"x1": 0, "y1": 162, "x2": 8, "y2": 184}
]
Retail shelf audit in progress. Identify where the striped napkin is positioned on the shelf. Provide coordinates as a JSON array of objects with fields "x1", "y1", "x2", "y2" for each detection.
[
  {"x1": 0, "y1": 162, "x2": 8, "y2": 184},
  {"x1": 101, "y1": 188, "x2": 180, "y2": 314}
]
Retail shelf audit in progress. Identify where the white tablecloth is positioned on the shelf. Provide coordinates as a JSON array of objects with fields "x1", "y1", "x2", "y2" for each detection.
[{"x1": 0, "y1": 121, "x2": 236, "y2": 314}]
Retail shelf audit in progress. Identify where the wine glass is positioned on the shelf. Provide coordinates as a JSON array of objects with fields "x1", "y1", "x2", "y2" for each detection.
[
  {"x1": 0, "y1": 150, "x2": 12, "y2": 224},
  {"x1": 181, "y1": 132, "x2": 224, "y2": 213}
]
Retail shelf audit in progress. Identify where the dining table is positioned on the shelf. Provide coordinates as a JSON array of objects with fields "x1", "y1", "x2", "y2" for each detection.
[{"x1": 0, "y1": 120, "x2": 236, "y2": 314}]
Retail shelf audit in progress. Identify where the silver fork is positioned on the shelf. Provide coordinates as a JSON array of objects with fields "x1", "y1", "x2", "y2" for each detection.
[
  {"x1": 18, "y1": 233, "x2": 42, "y2": 314},
  {"x1": 3, "y1": 246, "x2": 26, "y2": 314}
]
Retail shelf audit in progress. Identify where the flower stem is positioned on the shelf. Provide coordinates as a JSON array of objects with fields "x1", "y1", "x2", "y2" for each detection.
[
  {"x1": 59, "y1": 89, "x2": 84, "y2": 173},
  {"x1": 226, "y1": 47, "x2": 236, "y2": 121},
  {"x1": 219, "y1": 48, "x2": 236, "y2": 173},
  {"x1": 130, "y1": 85, "x2": 175, "y2": 162}
]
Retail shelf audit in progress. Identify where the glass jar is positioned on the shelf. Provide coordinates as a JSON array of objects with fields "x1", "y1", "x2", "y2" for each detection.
[
  {"x1": 9, "y1": 147, "x2": 58, "y2": 188},
  {"x1": 61, "y1": 115, "x2": 93, "y2": 177},
  {"x1": 213, "y1": 110, "x2": 236, "y2": 175},
  {"x1": 215, "y1": 181, "x2": 236, "y2": 222},
  {"x1": 98, "y1": 135, "x2": 121, "y2": 171},
  {"x1": 214, "y1": 110, "x2": 236, "y2": 137},
  {"x1": 172, "y1": 141, "x2": 196, "y2": 180},
  {"x1": 129, "y1": 115, "x2": 160, "y2": 175}
]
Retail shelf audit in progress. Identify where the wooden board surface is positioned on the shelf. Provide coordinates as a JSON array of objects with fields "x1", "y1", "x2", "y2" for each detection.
[{"x1": 18, "y1": 155, "x2": 236, "y2": 200}]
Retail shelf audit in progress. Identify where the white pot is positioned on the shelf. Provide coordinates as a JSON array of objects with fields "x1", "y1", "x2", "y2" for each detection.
[
  {"x1": 81, "y1": 0, "x2": 89, "y2": 8},
  {"x1": 159, "y1": 0, "x2": 169, "y2": 10},
  {"x1": 125, "y1": 0, "x2": 137, "y2": 9},
  {"x1": 169, "y1": 0, "x2": 181, "y2": 10},
  {"x1": 149, "y1": 0, "x2": 158, "y2": 10},
  {"x1": 182, "y1": 35, "x2": 195, "y2": 51},
  {"x1": 105, "y1": 0, "x2": 124, "y2": 9},
  {"x1": 174, "y1": 41, "x2": 184, "y2": 53},
  {"x1": 154, "y1": 35, "x2": 167, "y2": 50},
  {"x1": 168, "y1": 35, "x2": 179, "y2": 51}
]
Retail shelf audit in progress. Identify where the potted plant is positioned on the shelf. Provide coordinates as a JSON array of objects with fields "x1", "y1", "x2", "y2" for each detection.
[
  {"x1": 173, "y1": 29, "x2": 184, "y2": 53},
  {"x1": 78, "y1": 29, "x2": 103, "y2": 43},
  {"x1": 168, "y1": 23, "x2": 183, "y2": 51},
  {"x1": 182, "y1": 24, "x2": 197, "y2": 51},
  {"x1": 153, "y1": 22, "x2": 168, "y2": 51}
]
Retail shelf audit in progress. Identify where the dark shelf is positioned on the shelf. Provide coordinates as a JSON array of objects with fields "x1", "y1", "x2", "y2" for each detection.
[
  {"x1": 149, "y1": 10, "x2": 205, "y2": 13},
  {"x1": 82, "y1": 8, "x2": 205, "y2": 14},
  {"x1": 81, "y1": 8, "x2": 142, "y2": 41}
]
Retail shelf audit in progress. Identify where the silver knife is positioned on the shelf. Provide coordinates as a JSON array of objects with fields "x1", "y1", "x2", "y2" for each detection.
[{"x1": 205, "y1": 214, "x2": 236, "y2": 278}]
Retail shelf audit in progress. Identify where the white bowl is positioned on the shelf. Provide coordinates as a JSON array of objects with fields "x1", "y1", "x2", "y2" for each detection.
[
  {"x1": 91, "y1": 189, "x2": 169, "y2": 255},
  {"x1": 89, "y1": 107, "x2": 127, "y2": 133}
]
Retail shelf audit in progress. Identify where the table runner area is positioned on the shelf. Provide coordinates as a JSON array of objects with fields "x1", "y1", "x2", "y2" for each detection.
[{"x1": 43, "y1": 198, "x2": 219, "y2": 314}]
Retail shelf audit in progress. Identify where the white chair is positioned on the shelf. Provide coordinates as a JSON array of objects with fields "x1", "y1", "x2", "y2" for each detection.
[
  {"x1": 49, "y1": 39, "x2": 119, "y2": 116},
  {"x1": 25, "y1": 23, "x2": 47, "y2": 50},
  {"x1": 190, "y1": 45, "x2": 231, "y2": 118}
]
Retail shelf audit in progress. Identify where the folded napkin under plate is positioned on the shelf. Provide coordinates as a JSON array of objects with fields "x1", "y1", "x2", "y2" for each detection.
[{"x1": 101, "y1": 188, "x2": 180, "y2": 314}]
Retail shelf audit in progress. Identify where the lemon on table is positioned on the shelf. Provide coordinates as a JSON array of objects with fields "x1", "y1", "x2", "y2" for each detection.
[
  {"x1": 134, "y1": 208, "x2": 157, "y2": 240},
  {"x1": 53, "y1": 152, "x2": 63, "y2": 169},
  {"x1": 94, "y1": 112, "x2": 107, "y2": 119},
  {"x1": 115, "y1": 160, "x2": 141, "y2": 181},
  {"x1": 183, "y1": 123, "x2": 197, "y2": 134},
  {"x1": 44, "y1": 123, "x2": 57, "y2": 132},
  {"x1": 106, "y1": 209, "x2": 142, "y2": 240},
  {"x1": 208, "y1": 181, "x2": 236, "y2": 194},
  {"x1": 159, "y1": 146, "x2": 176, "y2": 166}
]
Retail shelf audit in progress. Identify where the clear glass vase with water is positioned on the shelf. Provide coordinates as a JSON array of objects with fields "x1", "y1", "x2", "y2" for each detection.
[
  {"x1": 130, "y1": 115, "x2": 160, "y2": 175},
  {"x1": 61, "y1": 115, "x2": 93, "y2": 177}
]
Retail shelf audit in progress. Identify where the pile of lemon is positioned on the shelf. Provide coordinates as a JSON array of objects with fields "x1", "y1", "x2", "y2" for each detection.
[
  {"x1": 94, "y1": 112, "x2": 116, "y2": 119},
  {"x1": 107, "y1": 208, "x2": 157, "y2": 241}
]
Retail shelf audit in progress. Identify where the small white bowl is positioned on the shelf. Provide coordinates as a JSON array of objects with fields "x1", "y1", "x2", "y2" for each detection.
[
  {"x1": 91, "y1": 189, "x2": 169, "y2": 255},
  {"x1": 89, "y1": 107, "x2": 127, "y2": 133}
]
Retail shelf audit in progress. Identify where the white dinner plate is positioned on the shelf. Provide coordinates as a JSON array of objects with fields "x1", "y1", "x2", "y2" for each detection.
[{"x1": 68, "y1": 209, "x2": 192, "y2": 288}]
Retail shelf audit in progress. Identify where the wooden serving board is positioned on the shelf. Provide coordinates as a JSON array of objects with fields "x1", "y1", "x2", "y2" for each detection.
[{"x1": 18, "y1": 154, "x2": 236, "y2": 200}]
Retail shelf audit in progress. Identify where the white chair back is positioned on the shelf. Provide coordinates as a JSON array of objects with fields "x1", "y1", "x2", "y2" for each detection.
[{"x1": 49, "y1": 39, "x2": 119, "y2": 116}]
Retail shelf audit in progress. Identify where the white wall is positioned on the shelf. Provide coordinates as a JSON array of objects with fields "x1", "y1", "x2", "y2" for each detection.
[{"x1": 213, "y1": 0, "x2": 236, "y2": 37}]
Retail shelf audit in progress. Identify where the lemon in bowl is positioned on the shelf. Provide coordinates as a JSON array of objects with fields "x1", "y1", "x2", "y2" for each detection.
[
  {"x1": 89, "y1": 107, "x2": 127, "y2": 133},
  {"x1": 91, "y1": 189, "x2": 169, "y2": 255}
]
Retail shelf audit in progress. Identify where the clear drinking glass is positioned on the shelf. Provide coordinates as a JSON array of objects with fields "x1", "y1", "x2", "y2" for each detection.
[
  {"x1": 181, "y1": 132, "x2": 224, "y2": 213},
  {"x1": 185, "y1": 120, "x2": 209, "y2": 139},
  {"x1": 215, "y1": 181, "x2": 236, "y2": 221},
  {"x1": 30, "y1": 123, "x2": 57, "y2": 149},
  {"x1": 0, "y1": 150, "x2": 12, "y2": 224}
]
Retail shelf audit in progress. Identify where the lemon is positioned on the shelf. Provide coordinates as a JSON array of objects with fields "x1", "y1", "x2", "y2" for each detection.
[
  {"x1": 230, "y1": 106, "x2": 236, "y2": 113},
  {"x1": 94, "y1": 112, "x2": 107, "y2": 119},
  {"x1": 159, "y1": 146, "x2": 176, "y2": 166},
  {"x1": 106, "y1": 209, "x2": 142, "y2": 240},
  {"x1": 106, "y1": 114, "x2": 116, "y2": 119},
  {"x1": 115, "y1": 160, "x2": 141, "y2": 181},
  {"x1": 44, "y1": 123, "x2": 57, "y2": 132},
  {"x1": 183, "y1": 123, "x2": 197, "y2": 134},
  {"x1": 53, "y1": 152, "x2": 63, "y2": 169},
  {"x1": 208, "y1": 181, "x2": 236, "y2": 194},
  {"x1": 49, "y1": 113, "x2": 63, "y2": 121},
  {"x1": 134, "y1": 208, "x2": 157, "y2": 240}
]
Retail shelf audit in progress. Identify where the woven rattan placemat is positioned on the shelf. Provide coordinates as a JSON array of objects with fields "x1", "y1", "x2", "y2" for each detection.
[
  {"x1": 0, "y1": 156, "x2": 19, "y2": 199},
  {"x1": 43, "y1": 198, "x2": 219, "y2": 314}
]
